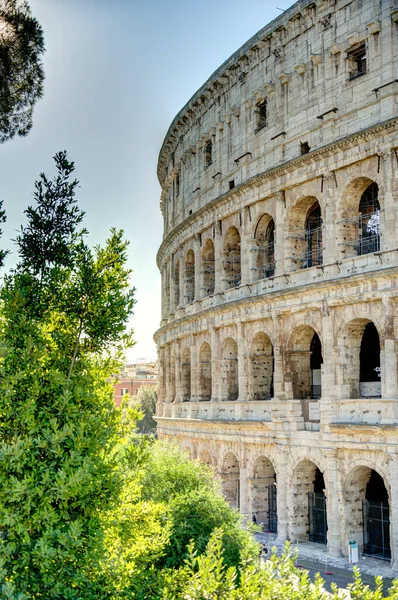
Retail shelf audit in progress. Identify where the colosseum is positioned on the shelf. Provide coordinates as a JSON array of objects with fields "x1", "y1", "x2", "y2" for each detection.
[{"x1": 155, "y1": 0, "x2": 398, "y2": 571}]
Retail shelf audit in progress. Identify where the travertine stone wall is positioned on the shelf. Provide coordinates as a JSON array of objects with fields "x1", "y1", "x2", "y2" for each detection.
[{"x1": 155, "y1": 0, "x2": 398, "y2": 572}]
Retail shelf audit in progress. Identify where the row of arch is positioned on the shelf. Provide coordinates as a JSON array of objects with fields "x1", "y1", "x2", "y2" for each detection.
[
  {"x1": 196, "y1": 449, "x2": 391, "y2": 560},
  {"x1": 175, "y1": 319, "x2": 380, "y2": 403},
  {"x1": 171, "y1": 179, "x2": 380, "y2": 306}
]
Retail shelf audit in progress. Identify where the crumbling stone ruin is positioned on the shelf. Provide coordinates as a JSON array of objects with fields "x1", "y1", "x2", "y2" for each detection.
[{"x1": 155, "y1": 0, "x2": 398, "y2": 570}]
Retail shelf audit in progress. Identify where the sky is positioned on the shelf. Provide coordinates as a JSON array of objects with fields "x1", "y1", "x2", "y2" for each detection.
[{"x1": 0, "y1": 0, "x2": 290, "y2": 363}]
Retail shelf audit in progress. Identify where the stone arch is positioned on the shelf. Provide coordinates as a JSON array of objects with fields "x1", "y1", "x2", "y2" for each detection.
[
  {"x1": 220, "y1": 451, "x2": 240, "y2": 509},
  {"x1": 221, "y1": 337, "x2": 239, "y2": 401},
  {"x1": 181, "y1": 347, "x2": 191, "y2": 402},
  {"x1": 174, "y1": 259, "x2": 180, "y2": 308},
  {"x1": 339, "y1": 177, "x2": 381, "y2": 259},
  {"x1": 288, "y1": 196, "x2": 322, "y2": 270},
  {"x1": 254, "y1": 214, "x2": 275, "y2": 279},
  {"x1": 290, "y1": 459, "x2": 327, "y2": 544},
  {"x1": 223, "y1": 226, "x2": 241, "y2": 289},
  {"x1": 202, "y1": 238, "x2": 215, "y2": 297},
  {"x1": 287, "y1": 325, "x2": 323, "y2": 401},
  {"x1": 344, "y1": 464, "x2": 391, "y2": 559},
  {"x1": 249, "y1": 332, "x2": 274, "y2": 400},
  {"x1": 251, "y1": 456, "x2": 277, "y2": 532},
  {"x1": 343, "y1": 318, "x2": 381, "y2": 398},
  {"x1": 198, "y1": 448, "x2": 214, "y2": 468},
  {"x1": 198, "y1": 341, "x2": 212, "y2": 401},
  {"x1": 184, "y1": 249, "x2": 195, "y2": 304}
]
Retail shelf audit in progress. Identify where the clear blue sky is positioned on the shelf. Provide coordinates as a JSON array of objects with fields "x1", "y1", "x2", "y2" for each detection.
[{"x1": 0, "y1": 0, "x2": 289, "y2": 362}]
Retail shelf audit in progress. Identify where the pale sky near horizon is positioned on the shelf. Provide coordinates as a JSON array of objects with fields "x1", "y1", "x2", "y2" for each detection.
[{"x1": 0, "y1": 0, "x2": 289, "y2": 363}]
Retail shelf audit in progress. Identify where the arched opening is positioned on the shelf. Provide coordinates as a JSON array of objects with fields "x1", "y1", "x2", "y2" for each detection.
[
  {"x1": 358, "y1": 182, "x2": 380, "y2": 256},
  {"x1": 223, "y1": 226, "x2": 241, "y2": 289},
  {"x1": 174, "y1": 259, "x2": 180, "y2": 308},
  {"x1": 198, "y1": 342, "x2": 212, "y2": 401},
  {"x1": 289, "y1": 326, "x2": 323, "y2": 401},
  {"x1": 202, "y1": 238, "x2": 215, "y2": 296},
  {"x1": 181, "y1": 347, "x2": 191, "y2": 402},
  {"x1": 288, "y1": 197, "x2": 322, "y2": 270},
  {"x1": 345, "y1": 467, "x2": 390, "y2": 560},
  {"x1": 291, "y1": 461, "x2": 327, "y2": 545},
  {"x1": 221, "y1": 452, "x2": 240, "y2": 509},
  {"x1": 304, "y1": 202, "x2": 322, "y2": 268},
  {"x1": 251, "y1": 457, "x2": 277, "y2": 533},
  {"x1": 184, "y1": 250, "x2": 195, "y2": 304},
  {"x1": 221, "y1": 338, "x2": 238, "y2": 401},
  {"x1": 249, "y1": 332, "x2": 274, "y2": 400},
  {"x1": 254, "y1": 215, "x2": 275, "y2": 280},
  {"x1": 198, "y1": 449, "x2": 213, "y2": 468},
  {"x1": 344, "y1": 319, "x2": 381, "y2": 398}
]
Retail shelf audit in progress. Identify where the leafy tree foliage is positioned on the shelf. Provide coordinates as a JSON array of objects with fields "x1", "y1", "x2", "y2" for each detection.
[
  {"x1": 131, "y1": 384, "x2": 158, "y2": 434},
  {"x1": 0, "y1": 152, "x2": 135, "y2": 598},
  {"x1": 0, "y1": 0, "x2": 45, "y2": 142}
]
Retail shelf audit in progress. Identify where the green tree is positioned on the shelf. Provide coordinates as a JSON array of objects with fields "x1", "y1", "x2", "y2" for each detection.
[
  {"x1": 0, "y1": 152, "x2": 135, "y2": 598},
  {"x1": 0, "y1": 0, "x2": 45, "y2": 142},
  {"x1": 131, "y1": 385, "x2": 158, "y2": 434}
]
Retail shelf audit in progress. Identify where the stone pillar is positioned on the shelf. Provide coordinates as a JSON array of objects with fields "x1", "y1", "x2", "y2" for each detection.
[
  {"x1": 239, "y1": 464, "x2": 250, "y2": 519},
  {"x1": 211, "y1": 327, "x2": 221, "y2": 401},
  {"x1": 275, "y1": 450, "x2": 288, "y2": 543},
  {"x1": 240, "y1": 209, "x2": 250, "y2": 287},
  {"x1": 275, "y1": 192, "x2": 285, "y2": 276},
  {"x1": 194, "y1": 235, "x2": 201, "y2": 301},
  {"x1": 174, "y1": 340, "x2": 182, "y2": 403},
  {"x1": 325, "y1": 450, "x2": 341, "y2": 557},
  {"x1": 237, "y1": 322, "x2": 248, "y2": 401},
  {"x1": 214, "y1": 224, "x2": 223, "y2": 294},
  {"x1": 322, "y1": 173, "x2": 338, "y2": 265},
  {"x1": 380, "y1": 151, "x2": 397, "y2": 251},
  {"x1": 191, "y1": 335, "x2": 199, "y2": 402},
  {"x1": 247, "y1": 238, "x2": 258, "y2": 283},
  {"x1": 169, "y1": 256, "x2": 176, "y2": 315},
  {"x1": 388, "y1": 452, "x2": 398, "y2": 572}
]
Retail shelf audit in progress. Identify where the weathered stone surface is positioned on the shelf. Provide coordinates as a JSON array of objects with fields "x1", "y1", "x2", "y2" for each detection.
[{"x1": 155, "y1": 0, "x2": 398, "y2": 573}]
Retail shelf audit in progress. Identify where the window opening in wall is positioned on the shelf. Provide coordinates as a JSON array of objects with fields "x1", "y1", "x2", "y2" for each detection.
[
  {"x1": 358, "y1": 182, "x2": 380, "y2": 255},
  {"x1": 254, "y1": 216, "x2": 275, "y2": 280},
  {"x1": 201, "y1": 238, "x2": 215, "y2": 297},
  {"x1": 176, "y1": 172, "x2": 180, "y2": 197},
  {"x1": 255, "y1": 99, "x2": 267, "y2": 132},
  {"x1": 300, "y1": 141, "x2": 310, "y2": 155},
  {"x1": 347, "y1": 42, "x2": 367, "y2": 80},
  {"x1": 359, "y1": 322, "x2": 381, "y2": 398},
  {"x1": 304, "y1": 202, "x2": 322, "y2": 267},
  {"x1": 204, "y1": 140, "x2": 213, "y2": 168},
  {"x1": 308, "y1": 468, "x2": 327, "y2": 545},
  {"x1": 184, "y1": 250, "x2": 195, "y2": 304},
  {"x1": 310, "y1": 332, "x2": 323, "y2": 399},
  {"x1": 229, "y1": 179, "x2": 235, "y2": 190},
  {"x1": 362, "y1": 471, "x2": 391, "y2": 560},
  {"x1": 121, "y1": 388, "x2": 128, "y2": 396},
  {"x1": 174, "y1": 259, "x2": 180, "y2": 308},
  {"x1": 252, "y1": 457, "x2": 277, "y2": 533},
  {"x1": 189, "y1": 209, "x2": 193, "y2": 215},
  {"x1": 223, "y1": 226, "x2": 241, "y2": 289}
]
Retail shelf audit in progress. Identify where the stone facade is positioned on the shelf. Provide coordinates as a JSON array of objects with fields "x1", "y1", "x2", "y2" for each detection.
[{"x1": 155, "y1": 0, "x2": 398, "y2": 570}]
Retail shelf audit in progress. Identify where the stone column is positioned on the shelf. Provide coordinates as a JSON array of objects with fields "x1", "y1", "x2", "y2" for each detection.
[
  {"x1": 275, "y1": 450, "x2": 288, "y2": 543},
  {"x1": 322, "y1": 173, "x2": 338, "y2": 265},
  {"x1": 380, "y1": 151, "x2": 397, "y2": 251},
  {"x1": 169, "y1": 256, "x2": 176, "y2": 315},
  {"x1": 239, "y1": 463, "x2": 250, "y2": 519},
  {"x1": 237, "y1": 322, "x2": 248, "y2": 401},
  {"x1": 174, "y1": 340, "x2": 182, "y2": 403},
  {"x1": 191, "y1": 335, "x2": 199, "y2": 402},
  {"x1": 214, "y1": 224, "x2": 223, "y2": 294},
  {"x1": 275, "y1": 191, "x2": 286, "y2": 276},
  {"x1": 325, "y1": 450, "x2": 341, "y2": 557},
  {"x1": 240, "y1": 209, "x2": 250, "y2": 287},
  {"x1": 211, "y1": 327, "x2": 221, "y2": 401},
  {"x1": 382, "y1": 296, "x2": 398, "y2": 399},
  {"x1": 194, "y1": 235, "x2": 201, "y2": 301},
  {"x1": 388, "y1": 452, "x2": 398, "y2": 573}
]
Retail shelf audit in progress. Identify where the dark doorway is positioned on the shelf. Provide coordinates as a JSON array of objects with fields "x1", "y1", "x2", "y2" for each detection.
[
  {"x1": 308, "y1": 467, "x2": 327, "y2": 544},
  {"x1": 363, "y1": 470, "x2": 390, "y2": 559},
  {"x1": 310, "y1": 332, "x2": 323, "y2": 399}
]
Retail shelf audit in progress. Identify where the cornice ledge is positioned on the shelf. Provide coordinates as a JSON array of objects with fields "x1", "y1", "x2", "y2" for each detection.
[{"x1": 157, "y1": 117, "x2": 398, "y2": 269}]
